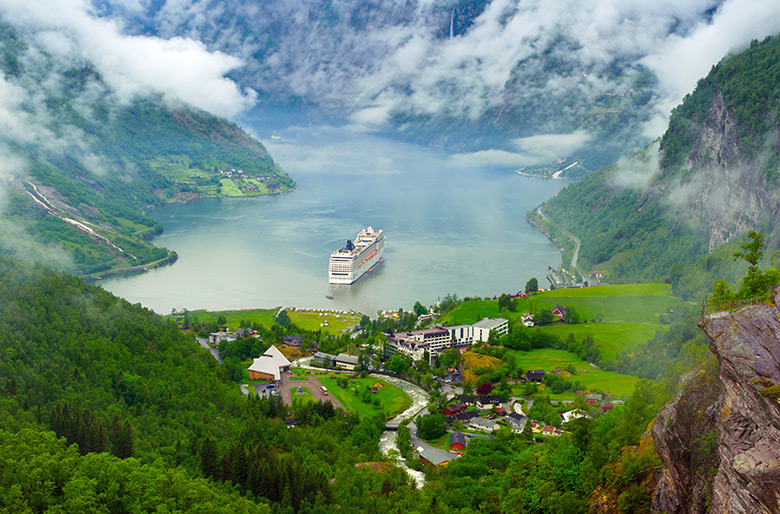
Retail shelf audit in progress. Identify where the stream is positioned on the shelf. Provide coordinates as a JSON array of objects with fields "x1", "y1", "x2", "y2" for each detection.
[{"x1": 291, "y1": 357, "x2": 429, "y2": 486}]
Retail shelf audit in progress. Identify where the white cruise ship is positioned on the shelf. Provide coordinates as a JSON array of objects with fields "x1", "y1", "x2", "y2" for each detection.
[{"x1": 329, "y1": 227, "x2": 385, "y2": 285}]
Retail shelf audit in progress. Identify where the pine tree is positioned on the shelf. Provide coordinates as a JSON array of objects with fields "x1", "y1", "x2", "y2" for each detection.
[{"x1": 200, "y1": 438, "x2": 219, "y2": 480}]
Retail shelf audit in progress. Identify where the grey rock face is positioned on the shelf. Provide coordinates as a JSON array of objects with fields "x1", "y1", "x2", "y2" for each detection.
[{"x1": 652, "y1": 287, "x2": 780, "y2": 513}]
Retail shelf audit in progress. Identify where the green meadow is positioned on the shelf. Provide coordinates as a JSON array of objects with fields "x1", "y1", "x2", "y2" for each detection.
[
  {"x1": 317, "y1": 376, "x2": 411, "y2": 420},
  {"x1": 288, "y1": 309, "x2": 361, "y2": 334},
  {"x1": 508, "y1": 348, "x2": 641, "y2": 399},
  {"x1": 290, "y1": 386, "x2": 318, "y2": 405},
  {"x1": 442, "y1": 283, "x2": 689, "y2": 360},
  {"x1": 542, "y1": 323, "x2": 665, "y2": 360},
  {"x1": 190, "y1": 308, "x2": 278, "y2": 328},
  {"x1": 441, "y1": 284, "x2": 682, "y2": 398}
]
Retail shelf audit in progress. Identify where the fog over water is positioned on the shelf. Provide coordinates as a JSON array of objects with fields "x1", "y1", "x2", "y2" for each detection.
[{"x1": 101, "y1": 125, "x2": 568, "y2": 315}]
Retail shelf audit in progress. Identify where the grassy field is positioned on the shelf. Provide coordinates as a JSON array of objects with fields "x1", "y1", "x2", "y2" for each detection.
[
  {"x1": 443, "y1": 284, "x2": 688, "y2": 325},
  {"x1": 288, "y1": 309, "x2": 361, "y2": 334},
  {"x1": 441, "y1": 283, "x2": 690, "y2": 362},
  {"x1": 317, "y1": 376, "x2": 411, "y2": 420},
  {"x1": 183, "y1": 307, "x2": 360, "y2": 335},
  {"x1": 189, "y1": 308, "x2": 278, "y2": 328},
  {"x1": 219, "y1": 178, "x2": 244, "y2": 196},
  {"x1": 542, "y1": 323, "x2": 667, "y2": 360},
  {"x1": 507, "y1": 348, "x2": 641, "y2": 399},
  {"x1": 290, "y1": 386, "x2": 318, "y2": 405}
]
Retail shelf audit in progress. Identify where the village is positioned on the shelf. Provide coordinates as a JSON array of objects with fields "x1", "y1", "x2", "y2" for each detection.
[{"x1": 197, "y1": 297, "x2": 626, "y2": 472}]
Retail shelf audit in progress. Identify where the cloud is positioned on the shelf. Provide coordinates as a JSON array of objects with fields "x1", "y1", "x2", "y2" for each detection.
[
  {"x1": 452, "y1": 131, "x2": 592, "y2": 168},
  {"x1": 5, "y1": 0, "x2": 780, "y2": 149},
  {"x1": 642, "y1": 0, "x2": 780, "y2": 137},
  {"x1": 0, "y1": 0, "x2": 254, "y2": 117},
  {"x1": 608, "y1": 141, "x2": 661, "y2": 190},
  {"x1": 110, "y1": 0, "x2": 760, "y2": 138}
]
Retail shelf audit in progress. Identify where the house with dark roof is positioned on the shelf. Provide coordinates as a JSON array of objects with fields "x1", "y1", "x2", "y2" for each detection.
[
  {"x1": 507, "y1": 413, "x2": 528, "y2": 432},
  {"x1": 450, "y1": 431, "x2": 467, "y2": 451},
  {"x1": 551, "y1": 305, "x2": 567, "y2": 321},
  {"x1": 445, "y1": 402, "x2": 467, "y2": 416},
  {"x1": 419, "y1": 449, "x2": 452, "y2": 468},
  {"x1": 526, "y1": 370, "x2": 545, "y2": 382},
  {"x1": 447, "y1": 410, "x2": 479, "y2": 424},
  {"x1": 236, "y1": 328, "x2": 254, "y2": 338},
  {"x1": 283, "y1": 335, "x2": 302, "y2": 347},
  {"x1": 459, "y1": 396, "x2": 477, "y2": 405},
  {"x1": 477, "y1": 395, "x2": 502, "y2": 410},
  {"x1": 311, "y1": 352, "x2": 336, "y2": 368},
  {"x1": 335, "y1": 353, "x2": 360, "y2": 371}
]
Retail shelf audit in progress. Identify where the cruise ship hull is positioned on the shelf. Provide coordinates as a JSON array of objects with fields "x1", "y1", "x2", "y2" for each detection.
[{"x1": 329, "y1": 228, "x2": 385, "y2": 285}]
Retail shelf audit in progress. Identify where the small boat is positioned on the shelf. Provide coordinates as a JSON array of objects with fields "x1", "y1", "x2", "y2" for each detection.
[{"x1": 325, "y1": 295, "x2": 335, "y2": 300}]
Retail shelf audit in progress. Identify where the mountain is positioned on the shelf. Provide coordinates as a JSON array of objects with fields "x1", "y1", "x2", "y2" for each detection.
[
  {"x1": 533, "y1": 35, "x2": 780, "y2": 291},
  {"x1": 651, "y1": 286, "x2": 780, "y2": 513},
  {"x1": 0, "y1": 21, "x2": 293, "y2": 277},
  {"x1": 97, "y1": 0, "x2": 732, "y2": 168}
]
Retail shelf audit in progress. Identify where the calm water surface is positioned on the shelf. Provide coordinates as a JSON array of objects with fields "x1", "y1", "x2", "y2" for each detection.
[{"x1": 101, "y1": 126, "x2": 568, "y2": 314}]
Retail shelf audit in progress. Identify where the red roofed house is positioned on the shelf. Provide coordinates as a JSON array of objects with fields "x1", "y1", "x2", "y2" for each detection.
[{"x1": 445, "y1": 402, "x2": 467, "y2": 416}]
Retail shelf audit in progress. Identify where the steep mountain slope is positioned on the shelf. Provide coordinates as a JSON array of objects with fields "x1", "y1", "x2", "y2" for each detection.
[
  {"x1": 100, "y1": 0, "x2": 723, "y2": 168},
  {"x1": 651, "y1": 286, "x2": 780, "y2": 513},
  {"x1": 0, "y1": 21, "x2": 293, "y2": 276},
  {"x1": 535, "y1": 35, "x2": 780, "y2": 288}
]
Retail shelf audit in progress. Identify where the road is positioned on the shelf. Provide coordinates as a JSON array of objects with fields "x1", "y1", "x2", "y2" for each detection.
[
  {"x1": 195, "y1": 337, "x2": 223, "y2": 364},
  {"x1": 537, "y1": 207, "x2": 587, "y2": 281},
  {"x1": 279, "y1": 373, "x2": 346, "y2": 411}
]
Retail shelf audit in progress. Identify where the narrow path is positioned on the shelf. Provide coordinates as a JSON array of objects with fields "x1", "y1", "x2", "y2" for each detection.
[{"x1": 537, "y1": 207, "x2": 586, "y2": 280}]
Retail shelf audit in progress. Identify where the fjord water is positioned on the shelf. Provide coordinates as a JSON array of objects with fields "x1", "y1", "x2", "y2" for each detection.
[{"x1": 101, "y1": 126, "x2": 568, "y2": 315}]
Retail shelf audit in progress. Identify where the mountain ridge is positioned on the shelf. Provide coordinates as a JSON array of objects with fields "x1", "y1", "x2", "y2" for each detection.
[
  {"x1": 535, "y1": 34, "x2": 780, "y2": 288},
  {"x1": 0, "y1": 20, "x2": 293, "y2": 277}
]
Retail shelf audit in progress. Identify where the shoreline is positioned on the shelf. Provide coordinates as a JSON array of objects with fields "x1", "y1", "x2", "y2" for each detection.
[
  {"x1": 83, "y1": 251, "x2": 179, "y2": 282},
  {"x1": 145, "y1": 186, "x2": 296, "y2": 212}
]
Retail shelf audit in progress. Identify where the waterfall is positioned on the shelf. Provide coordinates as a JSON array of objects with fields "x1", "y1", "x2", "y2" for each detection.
[{"x1": 450, "y1": 8, "x2": 455, "y2": 38}]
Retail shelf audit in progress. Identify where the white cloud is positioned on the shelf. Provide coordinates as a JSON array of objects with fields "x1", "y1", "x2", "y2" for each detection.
[
  {"x1": 452, "y1": 131, "x2": 592, "y2": 168},
  {"x1": 642, "y1": 0, "x2": 780, "y2": 137},
  {"x1": 0, "y1": 0, "x2": 254, "y2": 117}
]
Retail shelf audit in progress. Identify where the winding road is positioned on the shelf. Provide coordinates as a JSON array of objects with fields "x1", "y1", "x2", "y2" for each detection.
[{"x1": 537, "y1": 207, "x2": 587, "y2": 281}]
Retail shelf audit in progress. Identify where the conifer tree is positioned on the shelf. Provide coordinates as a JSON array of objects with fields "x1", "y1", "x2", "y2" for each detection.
[{"x1": 200, "y1": 438, "x2": 219, "y2": 480}]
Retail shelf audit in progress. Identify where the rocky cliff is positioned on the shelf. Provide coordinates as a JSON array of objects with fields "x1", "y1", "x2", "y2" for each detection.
[
  {"x1": 652, "y1": 287, "x2": 780, "y2": 513},
  {"x1": 651, "y1": 88, "x2": 780, "y2": 252}
]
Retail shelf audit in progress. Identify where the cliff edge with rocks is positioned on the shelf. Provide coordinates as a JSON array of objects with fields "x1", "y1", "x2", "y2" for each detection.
[{"x1": 652, "y1": 286, "x2": 780, "y2": 513}]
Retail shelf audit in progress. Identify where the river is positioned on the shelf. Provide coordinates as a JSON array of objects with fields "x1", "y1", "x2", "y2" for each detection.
[{"x1": 101, "y1": 125, "x2": 568, "y2": 314}]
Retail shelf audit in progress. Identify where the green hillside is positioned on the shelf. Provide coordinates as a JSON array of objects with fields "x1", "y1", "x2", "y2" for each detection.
[
  {"x1": 534, "y1": 34, "x2": 780, "y2": 292},
  {"x1": 0, "y1": 255, "x2": 415, "y2": 512},
  {"x1": 0, "y1": 22, "x2": 293, "y2": 278}
]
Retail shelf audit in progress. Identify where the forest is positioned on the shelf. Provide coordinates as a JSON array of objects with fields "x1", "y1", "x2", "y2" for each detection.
[{"x1": 0, "y1": 253, "x2": 674, "y2": 513}]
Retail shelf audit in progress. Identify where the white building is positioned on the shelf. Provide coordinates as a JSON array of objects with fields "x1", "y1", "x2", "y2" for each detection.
[
  {"x1": 385, "y1": 317, "x2": 509, "y2": 361},
  {"x1": 448, "y1": 325, "x2": 475, "y2": 345},
  {"x1": 472, "y1": 317, "x2": 509, "y2": 342}
]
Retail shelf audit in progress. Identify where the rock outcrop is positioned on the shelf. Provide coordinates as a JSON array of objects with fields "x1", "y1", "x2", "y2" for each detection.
[{"x1": 652, "y1": 287, "x2": 780, "y2": 513}]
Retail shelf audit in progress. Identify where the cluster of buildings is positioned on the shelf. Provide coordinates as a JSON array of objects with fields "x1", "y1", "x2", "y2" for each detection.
[
  {"x1": 443, "y1": 395, "x2": 573, "y2": 442},
  {"x1": 383, "y1": 317, "x2": 509, "y2": 361},
  {"x1": 311, "y1": 352, "x2": 360, "y2": 371}
]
